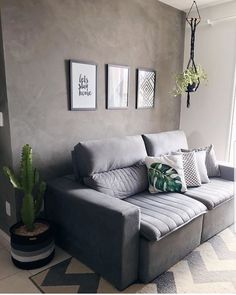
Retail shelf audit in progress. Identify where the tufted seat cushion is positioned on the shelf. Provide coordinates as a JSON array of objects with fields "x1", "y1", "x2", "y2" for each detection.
[
  {"x1": 184, "y1": 177, "x2": 234, "y2": 210},
  {"x1": 125, "y1": 192, "x2": 207, "y2": 241}
]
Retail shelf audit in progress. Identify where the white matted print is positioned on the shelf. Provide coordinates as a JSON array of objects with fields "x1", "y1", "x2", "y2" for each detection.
[
  {"x1": 136, "y1": 68, "x2": 156, "y2": 109},
  {"x1": 70, "y1": 60, "x2": 97, "y2": 110},
  {"x1": 106, "y1": 65, "x2": 129, "y2": 109}
]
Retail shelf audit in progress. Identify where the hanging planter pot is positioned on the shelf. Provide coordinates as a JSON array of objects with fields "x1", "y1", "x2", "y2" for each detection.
[
  {"x1": 173, "y1": 66, "x2": 207, "y2": 97},
  {"x1": 186, "y1": 82, "x2": 198, "y2": 93},
  {"x1": 173, "y1": 1, "x2": 208, "y2": 108}
]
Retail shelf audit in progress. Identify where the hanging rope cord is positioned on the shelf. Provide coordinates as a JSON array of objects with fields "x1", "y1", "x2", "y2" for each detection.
[
  {"x1": 186, "y1": 19, "x2": 200, "y2": 107},
  {"x1": 187, "y1": 18, "x2": 198, "y2": 70},
  {"x1": 186, "y1": 1, "x2": 201, "y2": 107}
]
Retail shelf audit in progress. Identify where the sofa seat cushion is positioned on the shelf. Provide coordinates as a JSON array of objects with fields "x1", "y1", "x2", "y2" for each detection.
[
  {"x1": 184, "y1": 177, "x2": 234, "y2": 210},
  {"x1": 125, "y1": 192, "x2": 207, "y2": 241}
]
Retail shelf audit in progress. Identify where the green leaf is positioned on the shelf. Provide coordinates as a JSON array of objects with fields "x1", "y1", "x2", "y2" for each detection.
[
  {"x1": 3, "y1": 167, "x2": 22, "y2": 189},
  {"x1": 148, "y1": 163, "x2": 182, "y2": 192}
]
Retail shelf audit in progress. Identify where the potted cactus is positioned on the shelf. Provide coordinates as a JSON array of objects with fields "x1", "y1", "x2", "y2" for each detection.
[{"x1": 3, "y1": 144, "x2": 55, "y2": 269}]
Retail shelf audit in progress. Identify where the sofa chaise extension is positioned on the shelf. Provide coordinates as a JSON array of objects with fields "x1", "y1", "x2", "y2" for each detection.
[{"x1": 45, "y1": 130, "x2": 234, "y2": 290}]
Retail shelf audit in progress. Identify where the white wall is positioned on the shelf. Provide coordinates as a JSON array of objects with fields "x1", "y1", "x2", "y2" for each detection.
[{"x1": 180, "y1": 1, "x2": 236, "y2": 161}]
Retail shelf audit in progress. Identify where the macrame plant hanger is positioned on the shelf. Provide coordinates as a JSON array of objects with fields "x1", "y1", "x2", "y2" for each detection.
[{"x1": 186, "y1": 1, "x2": 201, "y2": 108}]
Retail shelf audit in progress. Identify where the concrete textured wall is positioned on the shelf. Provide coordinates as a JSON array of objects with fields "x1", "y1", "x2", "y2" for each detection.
[
  {"x1": 0, "y1": 14, "x2": 16, "y2": 232},
  {"x1": 0, "y1": 0, "x2": 185, "y2": 231}
]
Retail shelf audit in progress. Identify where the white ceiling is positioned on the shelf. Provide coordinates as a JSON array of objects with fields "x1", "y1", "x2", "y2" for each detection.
[{"x1": 158, "y1": 0, "x2": 234, "y2": 11}]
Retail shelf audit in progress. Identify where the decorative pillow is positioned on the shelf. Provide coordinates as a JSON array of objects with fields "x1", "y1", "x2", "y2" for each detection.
[
  {"x1": 145, "y1": 155, "x2": 187, "y2": 193},
  {"x1": 173, "y1": 151, "x2": 201, "y2": 187},
  {"x1": 194, "y1": 150, "x2": 210, "y2": 183},
  {"x1": 182, "y1": 144, "x2": 220, "y2": 178},
  {"x1": 203, "y1": 144, "x2": 220, "y2": 177},
  {"x1": 83, "y1": 164, "x2": 148, "y2": 199}
]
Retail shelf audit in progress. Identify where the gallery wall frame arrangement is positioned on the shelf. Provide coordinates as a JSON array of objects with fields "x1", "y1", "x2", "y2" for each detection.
[
  {"x1": 106, "y1": 64, "x2": 130, "y2": 110},
  {"x1": 70, "y1": 60, "x2": 97, "y2": 111},
  {"x1": 69, "y1": 59, "x2": 157, "y2": 111},
  {"x1": 136, "y1": 68, "x2": 156, "y2": 109}
]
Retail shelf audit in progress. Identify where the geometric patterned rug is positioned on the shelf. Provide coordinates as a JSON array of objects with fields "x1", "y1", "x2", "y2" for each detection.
[{"x1": 30, "y1": 226, "x2": 236, "y2": 293}]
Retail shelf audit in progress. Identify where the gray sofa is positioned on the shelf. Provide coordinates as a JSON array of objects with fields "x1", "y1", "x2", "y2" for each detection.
[{"x1": 45, "y1": 130, "x2": 234, "y2": 290}]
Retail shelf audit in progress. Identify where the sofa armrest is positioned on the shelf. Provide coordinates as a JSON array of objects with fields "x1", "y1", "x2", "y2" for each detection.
[
  {"x1": 45, "y1": 175, "x2": 140, "y2": 290},
  {"x1": 218, "y1": 161, "x2": 235, "y2": 181}
]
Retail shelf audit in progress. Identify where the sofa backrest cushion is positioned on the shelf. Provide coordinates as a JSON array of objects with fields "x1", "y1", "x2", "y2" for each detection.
[
  {"x1": 83, "y1": 164, "x2": 148, "y2": 198},
  {"x1": 142, "y1": 130, "x2": 188, "y2": 156},
  {"x1": 73, "y1": 135, "x2": 147, "y2": 177}
]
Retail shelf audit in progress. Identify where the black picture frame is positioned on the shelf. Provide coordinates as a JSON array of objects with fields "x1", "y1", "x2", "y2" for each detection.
[
  {"x1": 106, "y1": 64, "x2": 130, "y2": 110},
  {"x1": 70, "y1": 60, "x2": 97, "y2": 111},
  {"x1": 136, "y1": 68, "x2": 156, "y2": 109}
]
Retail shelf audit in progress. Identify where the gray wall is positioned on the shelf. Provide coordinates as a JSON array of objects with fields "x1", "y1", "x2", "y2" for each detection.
[
  {"x1": 180, "y1": 1, "x2": 236, "y2": 162},
  {"x1": 0, "y1": 0, "x2": 185, "y2": 231},
  {"x1": 0, "y1": 13, "x2": 16, "y2": 231}
]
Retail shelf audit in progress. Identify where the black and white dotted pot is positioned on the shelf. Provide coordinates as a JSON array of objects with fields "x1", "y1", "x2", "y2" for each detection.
[{"x1": 10, "y1": 219, "x2": 55, "y2": 270}]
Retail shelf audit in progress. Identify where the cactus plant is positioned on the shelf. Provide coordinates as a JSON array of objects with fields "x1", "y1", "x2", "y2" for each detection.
[{"x1": 3, "y1": 144, "x2": 46, "y2": 231}]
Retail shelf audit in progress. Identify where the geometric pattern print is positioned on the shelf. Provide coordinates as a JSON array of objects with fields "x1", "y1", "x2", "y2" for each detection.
[
  {"x1": 30, "y1": 226, "x2": 236, "y2": 293},
  {"x1": 138, "y1": 71, "x2": 155, "y2": 108},
  {"x1": 182, "y1": 152, "x2": 202, "y2": 187}
]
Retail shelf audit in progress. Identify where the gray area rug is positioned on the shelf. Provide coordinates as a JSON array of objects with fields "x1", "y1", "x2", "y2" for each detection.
[{"x1": 30, "y1": 226, "x2": 236, "y2": 293}]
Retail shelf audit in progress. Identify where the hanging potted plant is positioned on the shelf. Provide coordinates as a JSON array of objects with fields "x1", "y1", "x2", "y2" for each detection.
[
  {"x1": 173, "y1": 65, "x2": 207, "y2": 97},
  {"x1": 3, "y1": 144, "x2": 55, "y2": 269}
]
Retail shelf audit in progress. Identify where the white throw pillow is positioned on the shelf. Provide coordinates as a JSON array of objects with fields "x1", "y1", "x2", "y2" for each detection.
[
  {"x1": 195, "y1": 150, "x2": 210, "y2": 183},
  {"x1": 145, "y1": 154, "x2": 187, "y2": 194},
  {"x1": 203, "y1": 144, "x2": 220, "y2": 177}
]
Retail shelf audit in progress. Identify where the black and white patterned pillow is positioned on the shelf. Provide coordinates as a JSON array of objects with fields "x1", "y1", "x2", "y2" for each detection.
[
  {"x1": 182, "y1": 144, "x2": 220, "y2": 177},
  {"x1": 182, "y1": 151, "x2": 202, "y2": 187},
  {"x1": 174, "y1": 151, "x2": 201, "y2": 187}
]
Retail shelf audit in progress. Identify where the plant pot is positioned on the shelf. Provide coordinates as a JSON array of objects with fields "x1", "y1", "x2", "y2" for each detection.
[
  {"x1": 10, "y1": 219, "x2": 55, "y2": 270},
  {"x1": 186, "y1": 82, "x2": 198, "y2": 93}
]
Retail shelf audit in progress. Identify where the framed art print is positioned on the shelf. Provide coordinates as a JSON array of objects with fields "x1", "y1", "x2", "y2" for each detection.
[
  {"x1": 136, "y1": 68, "x2": 156, "y2": 109},
  {"x1": 70, "y1": 60, "x2": 97, "y2": 110},
  {"x1": 106, "y1": 64, "x2": 129, "y2": 109}
]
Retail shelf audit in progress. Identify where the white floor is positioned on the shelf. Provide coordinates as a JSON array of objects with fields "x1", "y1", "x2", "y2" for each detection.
[{"x1": 0, "y1": 229, "x2": 71, "y2": 293}]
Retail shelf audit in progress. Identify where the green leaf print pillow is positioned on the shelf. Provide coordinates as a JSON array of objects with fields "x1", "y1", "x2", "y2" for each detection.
[{"x1": 145, "y1": 154, "x2": 187, "y2": 193}]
